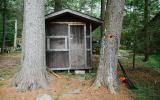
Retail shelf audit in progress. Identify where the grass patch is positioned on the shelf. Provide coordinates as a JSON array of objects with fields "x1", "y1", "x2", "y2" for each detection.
[
  {"x1": 119, "y1": 49, "x2": 132, "y2": 57},
  {"x1": 119, "y1": 49, "x2": 160, "y2": 99},
  {"x1": 53, "y1": 70, "x2": 96, "y2": 80},
  {"x1": 0, "y1": 67, "x2": 18, "y2": 80},
  {"x1": 127, "y1": 80, "x2": 159, "y2": 100},
  {"x1": 145, "y1": 54, "x2": 160, "y2": 68},
  {"x1": 0, "y1": 82, "x2": 4, "y2": 87},
  {"x1": 119, "y1": 50, "x2": 160, "y2": 69}
]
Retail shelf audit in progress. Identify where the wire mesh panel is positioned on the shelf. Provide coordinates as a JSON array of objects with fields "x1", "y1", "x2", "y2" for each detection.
[
  {"x1": 46, "y1": 51, "x2": 69, "y2": 68},
  {"x1": 87, "y1": 51, "x2": 91, "y2": 67},
  {"x1": 46, "y1": 23, "x2": 69, "y2": 69},
  {"x1": 87, "y1": 38, "x2": 90, "y2": 49},
  {"x1": 49, "y1": 24, "x2": 68, "y2": 36},
  {"x1": 70, "y1": 25, "x2": 85, "y2": 69}
]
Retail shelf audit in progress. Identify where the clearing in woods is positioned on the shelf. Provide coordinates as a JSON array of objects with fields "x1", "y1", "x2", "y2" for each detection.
[{"x1": 0, "y1": 52, "x2": 130, "y2": 100}]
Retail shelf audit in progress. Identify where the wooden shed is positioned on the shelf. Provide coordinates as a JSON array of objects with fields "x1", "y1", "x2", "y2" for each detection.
[{"x1": 45, "y1": 9, "x2": 101, "y2": 70}]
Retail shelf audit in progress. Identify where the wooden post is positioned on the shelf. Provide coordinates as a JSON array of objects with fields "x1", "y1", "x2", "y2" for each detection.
[
  {"x1": 14, "y1": 19, "x2": 17, "y2": 48},
  {"x1": 90, "y1": 24, "x2": 92, "y2": 69},
  {"x1": 84, "y1": 24, "x2": 87, "y2": 69},
  {"x1": 68, "y1": 24, "x2": 71, "y2": 73}
]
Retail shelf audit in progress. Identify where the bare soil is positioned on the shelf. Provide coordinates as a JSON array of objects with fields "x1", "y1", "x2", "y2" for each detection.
[{"x1": 0, "y1": 53, "x2": 130, "y2": 100}]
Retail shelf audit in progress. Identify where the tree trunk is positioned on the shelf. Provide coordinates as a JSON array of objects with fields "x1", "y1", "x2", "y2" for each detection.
[
  {"x1": 132, "y1": 34, "x2": 137, "y2": 70},
  {"x1": 1, "y1": 0, "x2": 6, "y2": 52},
  {"x1": 54, "y1": 0, "x2": 62, "y2": 12},
  {"x1": 12, "y1": 0, "x2": 48, "y2": 92},
  {"x1": 93, "y1": 0, "x2": 124, "y2": 94},
  {"x1": 144, "y1": 0, "x2": 149, "y2": 62}
]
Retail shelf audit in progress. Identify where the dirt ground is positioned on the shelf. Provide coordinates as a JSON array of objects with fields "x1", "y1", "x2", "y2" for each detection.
[{"x1": 0, "y1": 52, "x2": 131, "y2": 100}]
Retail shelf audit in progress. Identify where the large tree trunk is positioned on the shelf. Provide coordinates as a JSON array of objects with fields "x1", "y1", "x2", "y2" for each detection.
[
  {"x1": 13, "y1": 0, "x2": 48, "y2": 92},
  {"x1": 93, "y1": 0, "x2": 124, "y2": 94}
]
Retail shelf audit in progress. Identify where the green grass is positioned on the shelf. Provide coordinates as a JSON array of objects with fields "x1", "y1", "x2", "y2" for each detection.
[
  {"x1": 53, "y1": 70, "x2": 96, "y2": 80},
  {"x1": 127, "y1": 78, "x2": 159, "y2": 100},
  {"x1": 0, "y1": 66, "x2": 19, "y2": 80},
  {"x1": 119, "y1": 49, "x2": 160, "y2": 99},
  {"x1": 145, "y1": 54, "x2": 160, "y2": 68},
  {"x1": 0, "y1": 82, "x2": 4, "y2": 87},
  {"x1": 119, "y1": 49, "x2": 160, "y2": 69},
  {"x1": 0, "y1": 69, "x2": 15, "y2": 80}
]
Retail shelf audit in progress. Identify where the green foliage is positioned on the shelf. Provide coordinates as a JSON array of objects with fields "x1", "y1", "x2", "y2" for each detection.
[
  {"x1": 122, "y1": 0, "x2": 160, "y2": 55},
  {"x1": 92, "y1": 28, "x2": 101, "y2": 54},
  {"x1": 0, "y1": 0, "x2": 23, "y2": 47},
  {"x1": 119, "y1": 49, "x2": 160, "y2": 99},
  {"x1": 45, "y1": 0, "x2": 101, "y2": 18}
]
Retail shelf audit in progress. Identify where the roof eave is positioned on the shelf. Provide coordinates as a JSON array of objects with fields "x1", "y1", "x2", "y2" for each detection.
[{"x1": 45, "y1": 9, "x2": 102, "y2": 24}]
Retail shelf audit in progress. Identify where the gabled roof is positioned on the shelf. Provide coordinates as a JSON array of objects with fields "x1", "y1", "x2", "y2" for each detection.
[{"x1": 45, "y1": 9, "x2": 102, "y2": 30}]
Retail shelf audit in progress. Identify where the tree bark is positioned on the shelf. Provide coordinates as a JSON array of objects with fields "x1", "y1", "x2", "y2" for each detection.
[
  {"x1": 132, "y1": 34, "x2": 137, "y2": 70},
  {"x1": 13, "y1": 0, "x2": 48, "y2": 92},
  {"x1": 93, "y1": 0, "x2": 124, "y2": 94}
]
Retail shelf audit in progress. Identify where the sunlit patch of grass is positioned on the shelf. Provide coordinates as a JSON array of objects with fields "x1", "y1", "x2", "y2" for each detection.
[
  {"x1": 145, "y1": 54, "x2": 160, "y2": 68},
  {"x1": 4, "y1": 95, "x2": 16, "y2": 100},
  {"x1": 52, "y1": 70, "x2": 96, "y2": 80},
  {"x1": 0, "y1": 67, "x2": 18, "y2": 80},
  {"x1": 118, "y1": 49, "x2": 131, "y2": 57},
  {"x1": 0, "y1": 82, "x2": 4, "y2": 87},
  {"x1": 119, "y1": 49, "x2": 160, "y2": 69}
]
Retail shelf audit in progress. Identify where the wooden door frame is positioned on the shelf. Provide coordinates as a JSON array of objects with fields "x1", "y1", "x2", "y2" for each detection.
[{"x1": 68, "y1": 23, "x2": 87, "y2": 71}]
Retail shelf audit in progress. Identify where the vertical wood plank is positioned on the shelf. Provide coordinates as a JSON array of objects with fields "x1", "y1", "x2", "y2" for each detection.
[
  {"x1": 68, "y1": 24, "x2": 71, "y2": 72},
  {"x1": 47, "y1": 37, "x2": 50, "y2": 50},
  {"x1": 84, "y1": 24, "x2": 87, "y2": 69},
  {"x1": 90, "y1": 24, "x2": 92, "y2": 68}
]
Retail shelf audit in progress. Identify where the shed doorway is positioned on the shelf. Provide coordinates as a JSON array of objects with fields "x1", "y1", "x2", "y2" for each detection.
[{"x1": 69, "y1": 24, "x2": 86, "y2": 69}]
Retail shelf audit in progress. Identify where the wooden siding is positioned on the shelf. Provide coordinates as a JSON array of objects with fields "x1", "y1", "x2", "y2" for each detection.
[{"x1": 46, "y1": 21, "x2": 92, "y2": 70}]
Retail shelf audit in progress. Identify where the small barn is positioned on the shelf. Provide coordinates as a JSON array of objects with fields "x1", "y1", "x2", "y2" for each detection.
[{"x1": 45, "y1": 9, "x2": 101, "y2": 70}]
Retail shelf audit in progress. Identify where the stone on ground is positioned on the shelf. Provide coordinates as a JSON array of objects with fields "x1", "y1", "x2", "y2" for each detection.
[
  {"x1": 36, "y1": 94, "x2": 51, "y2": 100},
  {"x1": 75, "y1": 70, "x2": 85, "y2": 74},
  {"x1": 63, "y1": 88, "x2": 81, "y2": 97}
]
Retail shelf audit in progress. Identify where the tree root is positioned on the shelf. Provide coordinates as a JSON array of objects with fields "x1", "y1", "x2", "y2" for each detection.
[{"x1": 12, "y1": 70, "x2": 48, "y2": 92}]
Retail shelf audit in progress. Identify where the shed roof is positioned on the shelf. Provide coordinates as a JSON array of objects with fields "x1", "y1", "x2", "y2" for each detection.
[{"x1": 45, "y1": 9, "x2": 102, "y2": 30}]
